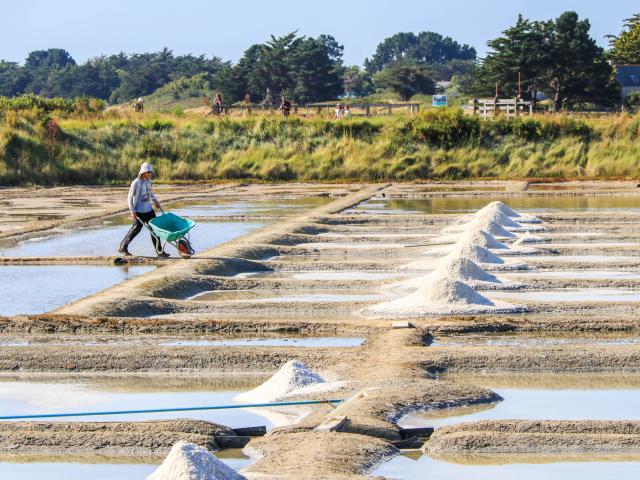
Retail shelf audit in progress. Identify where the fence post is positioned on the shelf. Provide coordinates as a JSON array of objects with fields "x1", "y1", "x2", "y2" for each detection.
[
  {"x1": 365, "y1": 105, "x2": 371, "y2": 117},
  {"x1": 387, "y1": 105, "x2": 392, "y2": 115}
]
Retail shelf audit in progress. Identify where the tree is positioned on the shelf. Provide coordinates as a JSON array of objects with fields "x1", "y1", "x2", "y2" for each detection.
[
  {"x1": 473, "y1": 15, "x2": 549, "y2": 103},
  {"x1": 217, "y1": 33, "x2": 344, "y2": 103},
  {"x1": 543, "y1": 12, "x2": 618, "y2": 111},
  {"x1": 374, "y1": 62, "x2": 435, "y2": 100},
  {"x1": 23, "y1": 48, "x2": 76, "y2": 94},
  {"x1": 0, "y1": 61, "x2": 31, "y2": 97},
  {"x1": 365, "y1": 31, "x2": 476, "y2": 74},
  {"x1": 25, "y1": 48, "x2": 76, "y2": 71},
  {"x1": 342, "y1": 66, "x2": 373, "y2": 97},
  {"x1": 476, "y1": 12, "x2": 618, "y2": 111},
  {"x1": 608, "y1": 13, "x2": 640, "y2": 64}
]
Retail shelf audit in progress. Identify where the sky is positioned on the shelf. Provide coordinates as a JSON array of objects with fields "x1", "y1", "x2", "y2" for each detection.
[{"x1": 2, "y1": 0, "x2": 638, "y2": 66}]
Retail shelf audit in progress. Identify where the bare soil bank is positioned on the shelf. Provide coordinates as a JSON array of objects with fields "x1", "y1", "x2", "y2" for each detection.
[{"x1": 426, "y1": 420, "x2": 640, "y2": 456}]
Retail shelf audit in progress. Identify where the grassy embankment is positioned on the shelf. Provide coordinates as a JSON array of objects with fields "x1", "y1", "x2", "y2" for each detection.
[{"x1": 1, "y1": 104, "x2": 639, "y2": 185}]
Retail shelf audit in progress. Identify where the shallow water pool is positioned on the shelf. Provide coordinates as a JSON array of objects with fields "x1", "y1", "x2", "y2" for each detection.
[
  {"x1": 159, "y1": 337, "x2": 365, "y2": 347},
  {"x1": 191, "y1": 290, "x2": 385, "y2": 303},
  {"x1": 400, "y1": 374, "x2": 640, "y2": 429},
  {"x1": 373, "y1": 453, "x2": 640, "y2": 480},
  {"x1": 0, "y1": 221, "x2": 264, "y2": 257},
  {"x1": 235, "y1": 271, "x2": 405, "y2": 281},
  {"x1": 488, "y1": 288, "x2": 640, "y2": 303},
  {"x1": 506, "y1": 270, "x2": 640, "y2": 280},
  {"x1": 0, "y1": 265, "x2": 154, "y2": 315},
  {"x1": 169, "y1": 196, "x2": 333, "y2": 217},
  {"x1": 0, "y1": 449, "x2": 251, "y2": 480},
  {"x1": 352, "y1": 196, "x2": 640, "y2": 215},
  {"x1": 432, "y1": 332, "x2": 640, "y2": 348},
  {"x1": 0, "y1": 374, "x2": 287, "y2": 428}
]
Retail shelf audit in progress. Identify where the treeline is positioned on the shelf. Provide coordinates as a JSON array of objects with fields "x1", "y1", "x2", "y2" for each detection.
[
  {"x1": 0, "y1": 48, "x2": 224, "y2": 103},
  {"x1": 0, "y1": 32, "x2": 475, "y2": 104},
  {"x1": 1, "y1": 10, "x2": 639, "y2": 108}
]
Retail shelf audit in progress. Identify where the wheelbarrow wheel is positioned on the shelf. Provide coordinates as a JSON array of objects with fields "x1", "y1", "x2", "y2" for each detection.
[{"x1": 177, "y1": 238, "x2": 194, "y2": 258}]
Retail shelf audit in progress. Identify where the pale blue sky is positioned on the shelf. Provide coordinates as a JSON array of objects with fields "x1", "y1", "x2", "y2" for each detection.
[{"x1": 2, "y1": 0, "x2": 638, "y2": 66}]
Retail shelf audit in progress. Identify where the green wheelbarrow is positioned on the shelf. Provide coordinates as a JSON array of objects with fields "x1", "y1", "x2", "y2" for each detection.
[{"x1": 143, "y1": 211, "x2": 196, "y2": 258}]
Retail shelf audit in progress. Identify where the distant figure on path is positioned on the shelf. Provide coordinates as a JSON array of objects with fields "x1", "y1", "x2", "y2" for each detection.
[
  {"x1": 119, "y1": 162, "x2": 169, "y2": 258},
  {"x1": 213, "y1": 93, "x2": 223, "y2": 116},
  {"x1": 134, "y1": 97, "x2": 144, "y2": 113},
  {"x1": 243, "y1": 92, "x2": 251, "y2": 115},
  {"x1": 278, "y1": 96, "x2": 292, "y2": 117},
  {"x1": 344, "y1": 105, "x2": 351, "y2": 118},
  {"x1": 335, "y1": 103, "x2": 343, "y2": 119}
]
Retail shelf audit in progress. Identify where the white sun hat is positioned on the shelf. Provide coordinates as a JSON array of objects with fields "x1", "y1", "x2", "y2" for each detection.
[{"x1": 139, "y1": 162, "x2": 153, "y2": 175}]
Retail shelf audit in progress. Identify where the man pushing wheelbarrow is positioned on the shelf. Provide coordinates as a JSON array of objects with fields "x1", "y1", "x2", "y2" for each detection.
[{"x1": 119, "y1": 162, "x2": 195, "y2": 258}]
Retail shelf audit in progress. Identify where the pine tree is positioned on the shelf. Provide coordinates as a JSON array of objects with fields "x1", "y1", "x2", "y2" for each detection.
[{"x1": 609, "y1": 14, "x2": 640, "y2": 64}]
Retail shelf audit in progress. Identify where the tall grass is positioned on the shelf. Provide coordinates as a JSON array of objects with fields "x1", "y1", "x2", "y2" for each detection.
[{"x1": 1, "y1": 107, "x2": 638, "y2": 185}]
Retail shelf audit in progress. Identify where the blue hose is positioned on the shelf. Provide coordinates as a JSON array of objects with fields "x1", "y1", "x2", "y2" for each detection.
[{"x1": 0, "y1": 399, "x2": 344, "y2": 421}]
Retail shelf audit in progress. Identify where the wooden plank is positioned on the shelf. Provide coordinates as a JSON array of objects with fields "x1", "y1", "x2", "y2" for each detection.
[
  {"x1": 400, "y1": 427, "x2": 434, "y2": 438},
  {"x1": 232, "y1": 426, "x2": 267, "y2": 437},
  {"x1": 392, "y1": 321, "x2": 415, "y2": 329},
  {"x1": 214, "y1": 436, "x2": 251, "y2": 448},
  {"x1": 315, "y1": 415, "x2": 348, "y2": 432}
]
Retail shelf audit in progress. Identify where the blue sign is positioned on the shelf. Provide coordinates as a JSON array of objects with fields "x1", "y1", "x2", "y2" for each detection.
[{"x1": 432, "y1": 95, "x2": 448, "y2": 107}]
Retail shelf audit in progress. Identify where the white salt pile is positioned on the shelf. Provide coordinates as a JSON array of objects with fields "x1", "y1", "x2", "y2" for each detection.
[
  {"x1": 446, "y1": 201, "x2": 545, "y2": 234},
  {"x1": 437, "y1": 256, "x2": 501, "y2": 284},
  {"x1": 389, "y1": 257, "x2": 505, "y2": 294},
  {"x1": 451, "y1": 242, "x2": 505, "y2": 265},
  {"x1": 361, "y1": 273, "x2": 523, "y2": 318},
  {"x1": 147, "y1": 441, "x2": 245, "y2": 480},
  {"x1": 460, "y1": 229, "x2": 509, "y2": 250},
  {"x1": 234, "y1": 360, "x2": 324, "y2": 403},
  {"x1": 468, "y1": 217, "x2": 518, "y2": 238},
  {"x1": 445, "y1": 216, "x2": 517, "y2": 238},
  {"x1": 513, "y1": 232, "x2": 546, "y2": 244},
  {"x1": 483, "y1": 201, "x2": 541, "y2": 224}
]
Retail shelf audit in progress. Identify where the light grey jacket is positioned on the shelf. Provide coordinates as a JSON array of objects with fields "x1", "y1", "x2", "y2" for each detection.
[{"x1": 127, "y1": 177, "x2": 157, "y2": 214}]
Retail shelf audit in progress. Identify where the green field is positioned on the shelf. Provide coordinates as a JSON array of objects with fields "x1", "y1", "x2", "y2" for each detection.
[{"x1": 1, "y1": 105, "x2": 639, "y2": 185}]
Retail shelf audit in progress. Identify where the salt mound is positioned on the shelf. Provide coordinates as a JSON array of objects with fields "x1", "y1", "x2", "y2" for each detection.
[
  {"x1": 451, "y1": 242, "x2": 504, "y2": 265},
  {"x1": 147, "y1": 441, "x2": 245, "y2": 480},
  {"x1": 389, "y1": 257, "x2": 500, "y2": 294},
  {"x1": 475, "y1": 208, "x2": 525, "y2": 230},
  {"x1": 483, "y1": 201, "x2": 541, "y2": 224},
  {"x1": 483, "y1": 201, "x2": 521, "y2": 218},
  {"x1": 460, "y1": 229, "x2": 509, "y2": 250},
  {"x1": 387, "y1": 275, "x2": 494, "y2": 308},
  {"x1": 445, "y1": 217, "x2": 522, "y2": 238},
  {"x1": 473, "y1": 218, "x2": 517, "y2": 238},
  {"x1": 437, "y1": 256, "x2": 500, "y2": 283},
  {"x1": 234, "y1": 360, "x2": 324, "y2": 403},
  {"x1": 513, "y1": 232, "x2": 545, "y2": 244},
  {"x1": 362, "y1": 272, "x2": 523, "y2": 318}
]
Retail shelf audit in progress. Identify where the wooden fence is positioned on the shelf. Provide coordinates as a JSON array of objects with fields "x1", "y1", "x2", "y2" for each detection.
[
  {"x1": 464, "y1": 98, "x2": 533, "y2": 118},
  {"x1": 205, "y1": 102, "x2": 421, "y2": 117}
]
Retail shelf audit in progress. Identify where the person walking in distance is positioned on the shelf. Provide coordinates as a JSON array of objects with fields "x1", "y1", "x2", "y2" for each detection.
[
  {"x1": 119, "y1": 162, "x2": 169, "y2": 258},
  {"x1": 278, "y1": 96, "x2": 292, "y2": 118},
  {"x1": 213, "y1": 92, "x2": 223, "y2": 116}
]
